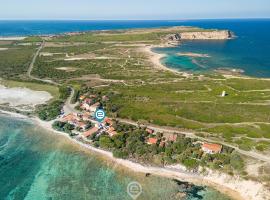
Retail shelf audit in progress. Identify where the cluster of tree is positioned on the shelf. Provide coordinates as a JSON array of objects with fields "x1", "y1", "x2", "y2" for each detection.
[
  {"x1": 37, "y1": 100, "x2": 63, "y2": 121},
  {"x1": 90, "y1": 122, "x2": 244, "y2": 174},
  {"x1": 52, "y1": 121, "x2": 76, "y2": 136},
  {"x1": 59, "y1": 86, "x2": 71, "y2": 100}
]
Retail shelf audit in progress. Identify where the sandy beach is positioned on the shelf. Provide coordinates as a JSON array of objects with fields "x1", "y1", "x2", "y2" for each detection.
[
  {"x1": 1, "y1": 109, "x2": 269, "y2": 200},
  {"x1": 141, "y1": 45, "x2": 192, "y2": 78}
]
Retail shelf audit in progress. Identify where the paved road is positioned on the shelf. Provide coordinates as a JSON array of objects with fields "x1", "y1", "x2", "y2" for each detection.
[
  {"x1": 27, "y1": 41, "x2": 59, "y2": 86},
  {"x1": 63, "y1": 88, "x2": 78, "y2": 114}
]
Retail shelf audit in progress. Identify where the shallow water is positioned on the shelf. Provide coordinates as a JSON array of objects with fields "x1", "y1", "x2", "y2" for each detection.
[
  {"x1": 153, "y1": 19, "x2": 270, "y2": 77},
  {"x1": 0, "y1": 114, "x2": 231, "y2": 200}
]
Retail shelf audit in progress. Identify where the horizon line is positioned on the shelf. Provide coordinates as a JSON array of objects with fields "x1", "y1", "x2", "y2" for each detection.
[{"x1": 0, "y1": 17, "x2": 270, "y2": 21}]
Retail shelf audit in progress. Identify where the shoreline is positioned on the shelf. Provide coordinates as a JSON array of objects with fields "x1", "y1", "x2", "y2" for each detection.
[
  {"x1": 144, "y1": 44, "x2": 270, "y2": 81},
  {"x1": 141, "y1": 45, "x2": 192, "y2": 78},
  {"x1": 1, "y1": 109, "x2": 268, "y2": 200}
]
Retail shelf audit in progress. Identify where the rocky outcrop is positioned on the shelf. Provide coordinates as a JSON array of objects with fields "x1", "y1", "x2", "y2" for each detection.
[
  {"x1": 179, "y1": 30, "x2": 232, "y2": 40},
  {"x1": 165, "y1": 33, "x2": 181, "y2": 42},
  {"x1": 163, "y1": 33, "x2": 181, "y2": 45}
]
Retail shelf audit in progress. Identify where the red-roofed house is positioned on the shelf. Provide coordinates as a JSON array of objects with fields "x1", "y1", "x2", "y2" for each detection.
[
  {"x1": 83, "y1": 127, "x2": 99, "y2": 138},
  {"x1": 61, "y1": 113, "x2": 80, "y2": 123},
  {"x1": 147, "y1": 138, "x2": 158, "y2": 145},
  {"x1": 104, "y1": 117, "x2": 113, "y2": 126},
  {"x1": 202, "y1": 143, "x2": 222, "y2": 154}
]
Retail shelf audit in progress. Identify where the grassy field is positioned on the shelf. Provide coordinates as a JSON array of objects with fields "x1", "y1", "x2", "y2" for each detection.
[{"x1": 0, "y1": 46, "x2": 36, "y2": 79}]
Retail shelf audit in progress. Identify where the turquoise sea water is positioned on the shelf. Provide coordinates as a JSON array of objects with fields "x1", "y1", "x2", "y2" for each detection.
[
  {"x1": 153, "y1": 19, "x2": 270, "y2": 77},
  {"x1": 0, "y1": 114, "x2": 231, "y2": 200}
]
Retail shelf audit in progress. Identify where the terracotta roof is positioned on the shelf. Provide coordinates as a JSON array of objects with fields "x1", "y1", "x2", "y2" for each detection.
[
  {"x1": 83, "y1": 127, "x2": 98, "y2": 137},
  {"x1": 147, "y1": 138, "x2": 158, "y2": 145},
  {"x1": 202, "y1": 143, "x2": 222, "y2": 153},
  {"x1": 61, "y1": 113, "x2": 79, "y2": 122},
  {"x1": 104, "y1": 117, "x2": 113, "y2": 125}
]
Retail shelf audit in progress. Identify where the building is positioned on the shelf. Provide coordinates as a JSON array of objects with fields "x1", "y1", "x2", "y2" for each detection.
[
  {"x1": 61, "y1": 113, "x2": 80, "y2": 123},
  {"x1": 167, "y1": 134, "x2": 177, "y2": 142},
  {"x1": 221, "y1": 91, "x2": 227, "y2": 97},
  {"x1": 102, "y1": 95, "x2": 109, "y2": 101},
  {"x1": 75, "y1": 121, "x2": 88, "y2": 131},
  {"x1": 104, "y1": 117, "x2": 113, "y2": 126},
  {"x1": 84, "y1": 98, "x2": 93, "y2": 105},
  {"x1": 79, "y1": 95, "x2": 86, "y2": 101},
  {"x1": 202, "y1": 143, "x2": 222, "y2": 154},
  {"x1": 89, "y1": 102, "x2": 100, "y2": 113},
  {"x1": 83, "y1": 127, "x2": 99, "y2": 138},
  {"x1": 82, "y1": 112, "x2": 91, "y2": 121},
  {"x1": 147, "y1": 138, "x2": 158, "y2": 145},
  {"x1": 107, "y1": 127, "x2": 117, "y2": 137},
  {"x1": 146, "y1": 128, "x2": 154, "y2": 134}
]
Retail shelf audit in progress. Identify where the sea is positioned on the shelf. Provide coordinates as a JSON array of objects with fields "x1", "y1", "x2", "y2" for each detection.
[
  {"x1": 0, "y1": 19, "x2": 269, "y2": 200},
  {"x1": 0, "y1": 115, "x2": 231, "y2": 200}
]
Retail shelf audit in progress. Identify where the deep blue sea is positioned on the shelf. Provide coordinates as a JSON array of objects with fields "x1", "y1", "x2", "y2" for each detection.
[{"x1": 0, "y1": 19, "x2": 270, "y2": 77}]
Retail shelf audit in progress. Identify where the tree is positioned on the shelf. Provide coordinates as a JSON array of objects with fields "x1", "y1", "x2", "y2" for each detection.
[{"x1": 99, "y1": 136, "x2": 114, "y2": 149}]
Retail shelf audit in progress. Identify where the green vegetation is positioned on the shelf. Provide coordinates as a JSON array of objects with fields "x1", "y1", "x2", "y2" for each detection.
[
  {"x1": 2, "y1": 27, "x2": 270, "y2": 157},
  {"x1": 91, "y1": 122, "x2": 244, "y2": 174},
  {"x1": 52, "y1": 121, "x2": 76, "y2": 136},
  {"x1": 0, "y1": 46, "x2": 36, "y2": 78},
  {"x1": 37, "y1": 100, "x2": 63, "y2": 121}
]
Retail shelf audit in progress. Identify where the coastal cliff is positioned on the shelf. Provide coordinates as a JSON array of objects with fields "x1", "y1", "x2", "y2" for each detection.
[
  {"x1": 165, "y1": 30, "x2": 232, "y2": 44},
  {"x1": 180, "y1": 30, "x2": 232, "y2": 40}
]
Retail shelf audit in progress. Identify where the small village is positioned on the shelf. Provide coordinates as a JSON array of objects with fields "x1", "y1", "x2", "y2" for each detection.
[{"x1": 54, "y1": 92, "x2": 223, "y2": 158}]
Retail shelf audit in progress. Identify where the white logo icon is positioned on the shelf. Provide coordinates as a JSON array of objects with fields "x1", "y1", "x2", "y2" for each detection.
[
  {"x1": 127, "y1": 181, "x2": 142, "y2": 199},
  {"x1": 95, "y1": 109, "x2": 105, "y2": 122}
]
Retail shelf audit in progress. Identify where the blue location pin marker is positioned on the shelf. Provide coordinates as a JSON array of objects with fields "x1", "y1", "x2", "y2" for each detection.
[{"x1": 95, "y1": 109, "x2": 106, "y2": 122}]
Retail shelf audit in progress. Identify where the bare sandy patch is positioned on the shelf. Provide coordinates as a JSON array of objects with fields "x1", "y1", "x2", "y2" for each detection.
[
  {"x1": 64, "y1": 53, "x2": 119, "y2": 61},
  {"x1": 0, "y1": 48, "x2": 8, "y2": 51},
  {"x1": 0, "y1": 85, "x2": 52, "y2": 107},
  {"x1": 56, "y1": 67, "x2": 78, "y2": 72},
  {"x1": 177, "y1": 52, "x2": 210, "y2": 58}
]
